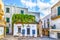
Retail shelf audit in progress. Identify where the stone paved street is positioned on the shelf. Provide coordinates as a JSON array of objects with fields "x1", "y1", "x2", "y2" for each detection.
[{"x1": 0, "y1": 35, "x2": 59, "y2": 40}]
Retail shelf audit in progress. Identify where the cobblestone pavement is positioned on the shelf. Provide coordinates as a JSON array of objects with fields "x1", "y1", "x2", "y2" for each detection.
[{"x1": 0, "y1": 35, "x2": 59, "y2": 40}]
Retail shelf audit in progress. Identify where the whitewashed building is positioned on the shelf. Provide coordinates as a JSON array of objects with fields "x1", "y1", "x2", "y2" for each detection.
[
  {"x1": 13, "y1": 23, "x2": 37, "y2": 37},
  {"x1": 4, "y1": 5, "x2": 40, "y2": 34},
  {"x1": 50, "y1": 1, "x2": 60, "y2": 38},
  {"x1": 41, "y1": 14, "x2": 51, "y2": 37}
]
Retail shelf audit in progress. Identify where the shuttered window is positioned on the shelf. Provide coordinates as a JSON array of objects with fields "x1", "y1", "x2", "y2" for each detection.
[
  {"x1": 6, "y1": 18, "x2": 10, "y2": 22},
  {"x1": 32, "y1": 30, "x2": 35, "y2": 35},
  {"x1": 6, "y1": 8, "x2": 10, "y2": 13},
  {"x1": 58, "y1": 7, "x2": 60, "y2": 15}
]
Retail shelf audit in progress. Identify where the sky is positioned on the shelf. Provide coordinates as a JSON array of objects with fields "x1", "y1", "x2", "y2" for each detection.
[{"x1": 3, "y1": 0, "x2": 59, "y2": 19}]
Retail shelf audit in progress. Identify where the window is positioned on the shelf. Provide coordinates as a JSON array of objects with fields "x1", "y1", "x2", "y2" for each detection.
[
  {"x1": 22, "y1": 29, "x2": 25, "y2": 35},
  {"x1": 21, "y1": 10, "x2": 24, "y2": 14},
  {"x1": 6, "y1": 18, "x2": 10, "y2": 22},
  {"x1": 57, "y1": 33, "x2": 60, "y2": 38},
  {"x1": 32, "y1": 30, "x2": 35, "y2": 35},
  {"x1": 58, "y1": 7, "x2": 60, "y2": 15},
  {"x1": 27, "y1": 28, "x2": 30, "y2": 35},
  {"x1": 47, "y1": 19, "x2": 50, "y2": 28},
  {"x1": 18, "y1": 28, "x2": 21, "y2": 33},
  {"x1": 44, "y1": 20, "x2": 46, "y2": 28},
  {"x1": 47, "y1": 24, "x2": 49, "y2": 28},
  {"x1": 6, "y1": 8, "x2": 10, "y2": 13}
]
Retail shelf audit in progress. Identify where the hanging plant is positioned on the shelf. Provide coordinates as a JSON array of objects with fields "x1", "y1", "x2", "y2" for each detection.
[{"x1": 12, "y1": 14, "x2": 36, "y2": 27}]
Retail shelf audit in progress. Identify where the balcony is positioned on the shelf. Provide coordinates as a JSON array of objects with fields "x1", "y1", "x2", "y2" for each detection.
[
  {"x1": 51, "y1": 15, "x2": 60, "y2": 20},
  {"x1": 51, "y1": 25, "x2": 56, "y2": 29},
  {"x1": 50, "y1": 29, "x2": 60, "y2": 32}
]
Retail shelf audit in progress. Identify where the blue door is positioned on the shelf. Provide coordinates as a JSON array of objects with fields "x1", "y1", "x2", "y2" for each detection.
[
  {"x1": 22, "y1": 29, "x2": 25, "y2": 35},
  {"x1": 32, "y1": 30, "x2": 35, "y2": 35}
]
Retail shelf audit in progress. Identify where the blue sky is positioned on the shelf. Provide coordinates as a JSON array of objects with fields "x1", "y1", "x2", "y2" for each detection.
[{"x1": 3, "y1": 0, "x2": 59, "y2": 18}]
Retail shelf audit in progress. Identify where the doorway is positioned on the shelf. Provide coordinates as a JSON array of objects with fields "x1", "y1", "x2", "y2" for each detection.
[
  {"x1": 37, "y1": 29, "x2": 39, "y2": 37},
  {"x1": 27, "y1": 28, "x2": 30, "y2": 35},
  {"x1": 57, "y1": 33, "x2": 60, "y2": 38},
  {"x1": 18, "y1": 28, "x2": 21, "y2": 33},
  {"x1": 42, "y1": 29, "x2": 49, "y2": 37},
  {"x1": 6, "y1": 27, "x2": 9, "y2": 34}
]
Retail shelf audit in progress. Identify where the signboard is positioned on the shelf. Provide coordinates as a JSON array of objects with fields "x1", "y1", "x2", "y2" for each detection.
[{"x1": 0, "y1": 27, "x2": 4, "y2": 35}]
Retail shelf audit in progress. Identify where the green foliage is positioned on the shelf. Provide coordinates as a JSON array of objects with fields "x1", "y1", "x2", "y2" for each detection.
[
  {"x1": 6, "y1": 27, "x2": 9, "y2": 33},
  {"x1": 12, "y1": 14, "x2": 36, "y2": 24}
]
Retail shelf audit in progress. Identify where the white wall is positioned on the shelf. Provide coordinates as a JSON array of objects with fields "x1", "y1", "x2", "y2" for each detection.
[
  {"x1": 41, "y1": 14, "x2": 51, "y2": 28},
  {"x1": 4, "y1": 5, "x2": 40, "y2": 34},
  {"x1": 13, "y1": 24, "x2": 37, "y2": 37},
  {"x1": 52, "y1": 18, "x2": 60, "y2": 29},
  {"x1": 4, "y1": 5, "x2": 29, "y2": 34},
  {"x1": 51, "y1": 7, "x2": 58, "y2": 18},
  {"x1": 0, "y1": 27, "x2": 4, "y2": 35},
  {"x1": 50, "y1": 32, "x2": 57, "y2": 38},
  {"x1": 28, "y1": 12, "x2": 40, "y2": 22}
]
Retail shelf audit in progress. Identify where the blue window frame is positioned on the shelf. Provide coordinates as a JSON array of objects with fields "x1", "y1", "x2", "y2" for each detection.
[
  {"x1": 58, "y1": 7, "x2": 60, "y2": 15},
  {"x1": 32, "y1": 30, "x2": 35, "y2": 35},
  {"x1": 22, "y1": 29, "x2": 25, "y2": 35}
]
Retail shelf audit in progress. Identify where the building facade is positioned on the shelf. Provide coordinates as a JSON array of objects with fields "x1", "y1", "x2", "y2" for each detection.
[
  {"x1": 41, "y1": 14, "x2": 51, "y2": 37},
  {"x1": 4, "y1": 5, "x2": 40, "y2": 34},
  {"x1": 50, "y1": 1, "x2": 60, "y2": 38},
  {"x1": 13, "y1": 23, "x2": 37, "y2": 37},
  {"x1": 0, "y1": 0, "x2": 6, "y2": 38}
]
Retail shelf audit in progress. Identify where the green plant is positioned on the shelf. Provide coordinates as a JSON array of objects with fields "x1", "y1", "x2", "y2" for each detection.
[{"x1": 12, "y1": 14, "x2": 36, "y2": 24}]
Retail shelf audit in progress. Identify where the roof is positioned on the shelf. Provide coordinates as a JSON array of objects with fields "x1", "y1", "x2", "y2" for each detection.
[
  {"x1": 4, "y1": 4, "x2": 40, "y2": 14},
  {"x1": 51, "y1": 1, "x2": 60, "y2": 9},
  {"x1": 28, "y1": 12, "x2": 40, "y2": 14},
  {"x1": 4, "y1": 4, "x2": 28, "y2": 10}
]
